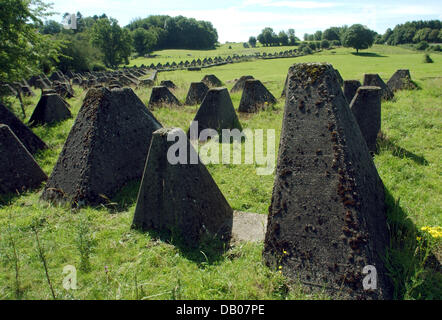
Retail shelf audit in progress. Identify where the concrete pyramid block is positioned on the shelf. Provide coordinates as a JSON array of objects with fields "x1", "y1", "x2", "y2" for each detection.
[
  {"x1": 350, "y1": 86, "x2": 382, "y2": 153},
  {"x1": 29, "y1": 93, "x2": 72, "y2": 126},
  {"x1": 160, "y1": 80, "x2": 177, "y2": 90},
  {"x1": 132, "y1": 128, "x2": 233, "y2": 247},
  {"x1": 334, "y1": 68, "x2": 344, "y2": 86},
  {"x1": 230, "y1": 75, "x2": 254, "y2": 93},
  {"x1": 41, "y1": 87, "x2": 162, "y2": 206},
  {"x1": 148, "y1": 86, "x2": 182, "y2": 109},
  {"x1": 188, "y1": 88, "x2": 242, "y2": 141},
  {"x1": 0, "y1": 103, "x2": 47, "y2": 154},
  {"x1": 238, "y1": 79, "x2": 277, "y2": 113},
  {"x1": 363, "y1": 74, "x2": 394, "y2": 101},
  {"x1": 185, "y1": 82, "x2": 209, "y2": 106},
  {"x1": 202, "y1": 74, "x2": 222, "y2": 87},
  {"x1": 387, "y1": 69, "x2": 417, "y2": 92},
  {"x1": 0, "y1": 124, "x2": 47, "y2": 194},
  {"x1": 263, "y1": 63, "x2": 392, "y2": 299},
  {"x1": 343, "y1": 80, "x2": 362, "y2": 104},
  {"x1": 281, "y1": 75, "x2": 288, "y2": 98}
]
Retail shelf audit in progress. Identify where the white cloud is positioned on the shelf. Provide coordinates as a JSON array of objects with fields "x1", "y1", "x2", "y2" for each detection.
[{"x1": 242, "y1": 0, "x2": 340, "y2": 9}]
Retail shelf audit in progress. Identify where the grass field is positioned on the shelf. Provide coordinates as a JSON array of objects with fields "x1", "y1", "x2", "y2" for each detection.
[{"x1": 0, "y1": 45, "x2": 441, "y2": 300}]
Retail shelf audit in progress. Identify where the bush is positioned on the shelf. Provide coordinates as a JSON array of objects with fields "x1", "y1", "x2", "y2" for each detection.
[
  {"x1": 243, "y1": 42, "x2": 249, "y2": 48},
  {"x1": 423, "y1": 53, "x2": 433, "y2": 63},
  {"x1": 92, "y1": 63, "x2": 107, "y2": 71},
  {"x1": 430, "y1": 44, "x2": 441, "y2": 52},
  {"x1": 321, "y1": 39, "x2": 330, "y2": 49},
  {"x1": 331, "y1": 40, "x2": 341, "y2": 47},
  {"x1": 308, "y1": 42, "x2": 316, "y2": 50},
  {"x1": 416, "y1": 41, "x2": 429, "y2": 50},
  {"x1": 302, "y1": 46, "x2": 313, "y2": 55}
]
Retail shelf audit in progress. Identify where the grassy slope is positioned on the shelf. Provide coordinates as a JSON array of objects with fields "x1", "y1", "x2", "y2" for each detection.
[{"x1": 0, "y1": 45, "x2": 440, "y2": 300}]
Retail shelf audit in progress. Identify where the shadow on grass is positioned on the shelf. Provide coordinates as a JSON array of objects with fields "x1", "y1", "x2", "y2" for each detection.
[
  {"x1": 0, "y1": 192, "x2": 21, "y2": 207},
  {"x1": 133, "y1": 226, "x2": 231, "y2": 266},
  {"x1": 103, "y1": 180, "x2": 141, "y2": 213},
  {"x1": 384, "y1": 189, "x2": 441, "y2": 299},
  {"x1": 351, "y1": 52, "x2": 388, "y2": 58},
  {"x1": 377, "y1": 135, "x2": 429, "y2": 166}
]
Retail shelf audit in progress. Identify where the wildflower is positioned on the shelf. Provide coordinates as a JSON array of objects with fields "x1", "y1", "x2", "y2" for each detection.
[
  {"x1": 278, "y1": 265, "x2": 282, "y2": 270},
  {"x1": 421, "y1": 226, "x2": 442, "y2": 239},
  {"x1": 283, "y1": 250, "x2": 288, "y2": 255}
]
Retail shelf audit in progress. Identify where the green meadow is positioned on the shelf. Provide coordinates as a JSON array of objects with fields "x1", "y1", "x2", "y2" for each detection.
[{"x1": 0, "y1": 45, "x2": 441, "y2": 300}]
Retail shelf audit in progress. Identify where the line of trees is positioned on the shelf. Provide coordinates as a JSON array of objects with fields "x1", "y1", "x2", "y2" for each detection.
[
  {"x1": 252, "y1": 28, "x2": 300, "y2": 47},
  {"x1": 126, "y1": 15, "x2": 218, "y2": 53},
  {"x1": 36, "y1": 12, "x2": 219, "y2": 71},
  {"x1": 377, "y1": 20, "x2": 441, "y2": 45}
]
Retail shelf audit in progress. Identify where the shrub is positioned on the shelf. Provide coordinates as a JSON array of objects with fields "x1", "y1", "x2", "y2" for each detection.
[
  {"x1": 321, "y1": 39, "x2": 330, "y2": 49},
  {"x1": 416, "y1": 41, "x2": 429, "y2": 51},
  {"x1": 302, "y1": 46, "x2": 313, "y2": 54},
  {"x1": 92, "y1": 63, "x2": 107, "y2": 71},
  {"x1": 423, "y1": 53, "x2": 433, "y2": 63}
]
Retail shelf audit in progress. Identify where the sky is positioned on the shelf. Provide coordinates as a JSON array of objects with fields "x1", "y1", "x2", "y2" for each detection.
[{"x1": 49, "y1": 0, "x2": 442, "y2": 43}]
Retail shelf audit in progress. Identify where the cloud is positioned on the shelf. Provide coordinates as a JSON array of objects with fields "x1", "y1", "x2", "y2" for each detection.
[{"x1": 242, "y1": 0, "x2": 340, "y2": 9}]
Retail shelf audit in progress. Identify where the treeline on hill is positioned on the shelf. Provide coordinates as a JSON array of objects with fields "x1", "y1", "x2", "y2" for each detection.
[
  {"x1": 377, "y1": 20, "x2": 442, "y2": 51},
  {"x1": 248, "y1": 28, "x2": 300, "y2": 47},
  {"x1": 126, "y1": 15, "x2": 218, "y2": 52},
  {"x1": 303, "y1": 21, "x2": 442, "y2": 52},
  {"x1": 253, "y1": 25, "x2": 377, "y2": 54},
  {"x1": 39, "y1": 13, "x2": 218, "y2": 72}
]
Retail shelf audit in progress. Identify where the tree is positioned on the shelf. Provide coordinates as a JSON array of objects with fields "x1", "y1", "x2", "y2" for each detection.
[
  {"x1": 132, "y1": 28, "x2": 157, "y2": 56},
  {"x1": 342, "y1": 24, "x2": 375, "y2": 53},
  {"x1": 278, "y1": 31, "x2": 289, "y2": 46},
  {"x1": 55, "y1": 33, "x2": 102, "y2": 72},
  {"x1": 0, "y1": 0, "x2": 62, "y2": 83},
  {"x1": 323, "y1": 27, "x2": 340, "y2": 41},
  {"x1": 314, "y1": 30, "x2": 323, "y2": 41},
  {"x1": 288, "y1": 29, "x2": 297, "y2": 45},
  {"x1": 90, "y1": 18, "x2": 132, "y2": 68},
  {"x1": 258, "y1": 27, "x2": 277, "y2": 46},
  {"x1": 40, "y1": 20, "x2": 62, "y2": 34},
  {"x1": 248, "y1": 36, "x2": 257, "y2": 47}
]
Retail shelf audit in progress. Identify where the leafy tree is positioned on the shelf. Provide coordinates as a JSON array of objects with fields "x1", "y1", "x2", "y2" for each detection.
[
  {"x1": 40, "y1": 20, "x2": 62, "y2": 34},
  {"x1": 342, "y1": 24, "x2": 375, "y2": 53},
  {"x1": 258, "y1": 27, "x2": 277, "y2": 46},
  {"x1": 314, "y1": 30, "x2": 323, "y2": 41},
  {"x1": 323, "y1": 27, "x2": 340, "y2": 41},
  {"x1": 55, "y1": 33, "x2": 103, "y2": 72},
  {"x1": 0, "y1": 0, "x2": 62, "y2": 83},
  {"x1": 132, "y1": 28, "x2": 157, "y2": 56},
  {"x1": 90, "y1": 17, "x2": 132, "y2": 68},
  {"x1": 288, "y1": 29, "x2": 298, "y2": 45},
  {"x1": 248, "y1": 36, "x2": 257, "y2": 47},
  {"x1": 278, "y1": 31, "x2": 289, "y2": 46}
]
